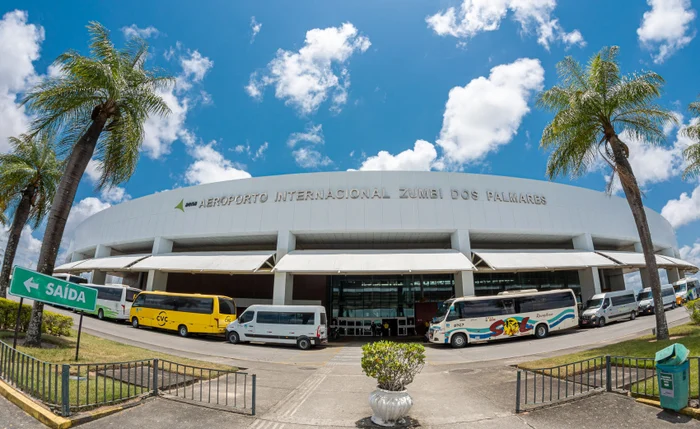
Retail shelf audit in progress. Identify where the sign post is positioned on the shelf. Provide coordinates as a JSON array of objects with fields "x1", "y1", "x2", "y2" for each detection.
[{"x1": 9, "y1": 266, "x2": 96, "y2": 359}]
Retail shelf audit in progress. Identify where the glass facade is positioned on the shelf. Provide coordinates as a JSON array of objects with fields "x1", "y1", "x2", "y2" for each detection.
[
  {"x1": 474, "y1": 271, "x2": 581, "y2": 299},
  {"x1": 329, "y1": 274, "x2": 454, "y2": 318}
]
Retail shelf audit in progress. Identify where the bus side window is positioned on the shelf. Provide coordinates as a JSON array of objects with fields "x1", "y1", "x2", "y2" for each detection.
[
  {"x1": 132, "y1": 294, "x2": 145, "y2": 307},
  {"x1": 500, "y1": 299, "x2": 515, "y2": 315},
  {"x1": 446, "y1": 304, "x2": 461, "y2": 321}
]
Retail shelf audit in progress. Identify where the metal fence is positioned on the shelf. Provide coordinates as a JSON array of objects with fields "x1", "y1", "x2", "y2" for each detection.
[
  {"x1": 516, "y1": 355, "x2": 700, "y2": 413},
  {"x1": 0, "y1": 340, "x2": 255, "y2": 417}
]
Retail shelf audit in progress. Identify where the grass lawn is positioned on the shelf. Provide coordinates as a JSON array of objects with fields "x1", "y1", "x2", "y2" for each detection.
[
  {"x1": 0, "y1": 329, "x2": 236, "y2": 414},
  {"x1": 519, "y1": 323, "x2": 700, "y2": 398}
]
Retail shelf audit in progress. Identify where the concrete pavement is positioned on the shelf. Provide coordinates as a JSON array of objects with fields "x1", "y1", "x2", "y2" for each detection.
[{"x1": 0, "y1": 394, "x2": 45, "y2": 429}]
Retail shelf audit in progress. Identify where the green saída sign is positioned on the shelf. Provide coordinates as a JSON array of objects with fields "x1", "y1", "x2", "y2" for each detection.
[{"x1": 9, "y1": 266, "x2": 97, "y2": 312}]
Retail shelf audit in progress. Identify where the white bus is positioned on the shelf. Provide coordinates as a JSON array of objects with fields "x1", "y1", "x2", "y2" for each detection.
[
  {"x1": 428, "y1": 289, "x2": 578, "y2": 348},
  {"x1": 674, "y1": 278, "x2": 699, "y2": 304},
  {"x1": 52, "y1": 273, "x2": 88, "y2": 284},
  {"x1": 84, "y1": 284, "x2": 141, "y2": 321},
  {"x1": 225, "y1": 305, "x2": 328, "y2": 350}
]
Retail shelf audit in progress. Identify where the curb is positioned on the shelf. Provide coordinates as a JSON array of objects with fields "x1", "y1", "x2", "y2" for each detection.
[
  {"x1": 635, "y1": 397, "x2": 700, "y2": 419},
  {"x1": 0, "y1": 379, "x2": 71, "y2": 429},
  {"x1": 0, "y1": 378, "x2": 147, "y2": 428}
]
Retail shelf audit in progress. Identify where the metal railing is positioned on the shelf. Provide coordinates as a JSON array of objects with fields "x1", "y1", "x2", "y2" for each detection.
[
  {"x1": 0, "y1": 340, "x2": 255, "y2": 417},
  {"x1": 157, "y1": 359, "x2": 255, "y2": 415},
  {"x1": 516, "y1": 355, "x2": 700, "y2": 413}
]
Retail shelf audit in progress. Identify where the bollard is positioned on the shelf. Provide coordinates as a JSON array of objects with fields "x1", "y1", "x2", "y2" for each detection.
[
  {"x1": 251, "y1": 374, "x2": 256, "y2": 416},
  {"x1": 605, "y1": 356, "x2": 612, "y2": 392},
  {"x1": 152, "y1": 359, "x2": 159, "y2": 396},
  {"x1": 515, "y1": 371, "x2": 521, "y2": 413}
]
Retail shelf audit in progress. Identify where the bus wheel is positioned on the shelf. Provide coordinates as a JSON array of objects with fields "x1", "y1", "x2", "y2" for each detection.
[
  {"x1": 98, "y1": 309, "x2": 104, "y2": 320},
  {"x1": 297, "y1": 337, "x2": 312, "y2": 350},
  {"x1": 630, "y1": 311, "x2": 636, "y2": 321},
  {"x1": 227, "y1": 331, "x2": 240, "y2": 344},
  {"x1": 131, "y1": 317, "x2": 139, "y2": 329},
  {"x1": 450, "y1": 333, "x2": 467, "y2": 349},
  {"x1": 534, "y1": 324, "x2": 549, "y2": 339},
  {"x1": 178, "y1": 325, "x2": 189, "y2": 337}
]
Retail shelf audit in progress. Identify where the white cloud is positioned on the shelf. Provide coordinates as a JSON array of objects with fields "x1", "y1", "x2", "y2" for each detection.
[
  {"x1": 436, "y1": 58, "x2": 544, "y2": 166},
  {"x1": 253, "y1": 141, "x2": 268, "y2": 161},
  {"x1": 680, "y1": 241, "x2": 700, "y2": 267},
  {"x1": 358, "y1": 140, "x2": 438, "y2": 171},
  {"x1": 234, "y1": 144, "x2": 250, "y2": 154},
  {"x1": 0, "y1": 225, "x2": 42, "y2": 269},
  {"x1": 292, "y1": 147, "x2": 332, "y2": 169},
  {"x1": 99, "y1": 187, "x2": 130, "y2": 204},
  {"x1": 638, "y1": 0, "x2": 696, "y2": 63},
  {"x1": 426, "y1": 0, "x2": 585, "y2": 49},
  {"x1": 121, "y1": 24, "x2": 159, "y2": 39},
  {"x1": 287, "y1": 123, "x2": 324, "y2": 147},
  {"x1": 84, "y1": 158, "x2": 102, "y2": 182},
  {"x1": 0, "y1": 10, "x2": 44, "y2": 153},
  {"x1": 250, "y1": 16, "x2": 262, "y2": 43},
  {"x1": 185, "y1": 141, "x2": 251, "y2": 185},
  {"x1": 662, "y1": 186, "x2": 700, "y2": 228},
  {"x1": 180, "y1": 50, "x2": 214, "y2": 84},
  {"x1": 246, "y1": 23, "x2": 371, "y2": 114}
]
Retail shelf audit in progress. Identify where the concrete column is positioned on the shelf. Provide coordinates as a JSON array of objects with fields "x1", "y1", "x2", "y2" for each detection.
[
  {"x1": 451, "y1": 230, "x2": 475, "y2": 297},
  {"x1": 70, "y1": 252, "x2": 84, "y2": 263},
  {"x1": 272, "y1": 231, "x2": 295, "y2": 305},
  {"x1": 572, "y1": 233, "x2": 601, "y2": 302},
  {"x1": 91, "y1": 245, "x2": 111, "y2": 285},
  {"x1": 145, "y1": 237, "x2": 173, "y2": 292},
  {"x1": 634, "y1": 242, "x2": 652, "y2": 289},
  {"x1": 660, "y1": 248, "x2": 681, "y2": 283}
]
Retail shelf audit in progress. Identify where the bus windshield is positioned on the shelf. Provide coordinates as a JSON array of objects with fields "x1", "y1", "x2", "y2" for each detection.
[
  {"x1": 674, "y1": 284, "x2": 687, "y2": 293},
  {"x1": 433, "y1": 300, "x2": 453, "y2": 323},
  {"x1": 586, "y1": 298, "x2": 604, "y2": 309},
  {"x1": 637, "y1": 291, "x2": 652, "y2": 300}
]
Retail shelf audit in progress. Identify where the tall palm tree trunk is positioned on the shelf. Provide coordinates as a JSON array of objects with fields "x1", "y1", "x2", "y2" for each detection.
[
  {"x1": 24, "y1": 108, "x2": 110, "y2": 347},
  {"x1": 610, "y1": 134, "x2": 669, "y2": 340},
  {"x1": 0, "y1": 186, "x2": 36, "y2": 298}
]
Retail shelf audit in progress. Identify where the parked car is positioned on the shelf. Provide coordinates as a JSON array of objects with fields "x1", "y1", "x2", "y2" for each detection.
[
  {"x1": 580, "y1": 290, "x2": 637, "y2": 328},
  {"x1": 226, "y1": 305, "x2": 327, "y2": 350},
  {"x1": 637, "y1": 284, "x2": 676, "y2": 315}
]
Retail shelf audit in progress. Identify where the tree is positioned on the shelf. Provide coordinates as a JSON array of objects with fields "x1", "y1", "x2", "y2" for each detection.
[
  {"x1": 537, "y1": 46, "x2": 676, "y2": 340},
  {"x1": 0, "y1": 133, "x2": 62, "y2": 298},
  {"x1": 681, "y1": 100, "x2": 700, "y2": 177},
  {"x1": 20, "y1": 22, "x2": 173, "y2": 346}
]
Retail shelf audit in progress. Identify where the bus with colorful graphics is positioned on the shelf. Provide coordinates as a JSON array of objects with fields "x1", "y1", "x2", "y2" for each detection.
[
  {"x1": 84, "y1": 284, "x2": 141, "y2": 321},
  {"x1": 428, "y1": 289, "x2": 579, "y2": 348}
]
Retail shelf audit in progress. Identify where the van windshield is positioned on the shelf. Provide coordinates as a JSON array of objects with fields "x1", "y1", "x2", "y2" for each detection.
[
  {"x1": 586, "y1": 298, "x2": 604, "y2": 309},
  {"x1": 674, "y1": 284, "x2": 687, "y2": 293},
  {"x1": 637, "y1": 291, "x2": 652, "y2": 300},
  {"x1": 433, "y1": 300, "x2": 453, "y2": 323}
]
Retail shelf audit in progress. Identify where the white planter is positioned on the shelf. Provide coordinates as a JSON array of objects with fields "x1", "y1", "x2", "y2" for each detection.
[{"x1": 368, "y1": 387, "x2": 413, "y2": 427}]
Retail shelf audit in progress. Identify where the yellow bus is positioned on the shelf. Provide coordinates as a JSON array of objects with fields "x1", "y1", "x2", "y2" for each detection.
[{"x1": 129, "y1": 291, "x2": 237, "y2": 337}]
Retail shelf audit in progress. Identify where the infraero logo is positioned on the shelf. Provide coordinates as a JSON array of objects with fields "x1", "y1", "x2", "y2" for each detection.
[{"x1": 175, "y1": 199, "x2": 198, "y2": 212}]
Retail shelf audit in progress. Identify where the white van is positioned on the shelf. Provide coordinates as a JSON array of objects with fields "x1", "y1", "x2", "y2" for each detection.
[
  {"x1": 225, "y1": 305, "x2": 328, "y2": 350},
  {"x1": 637, "y1": 285, "x2": 676, "y2": 315},
  {"x1": 674, "y1": 278, "x2": 699, "y2": 304},
  {"x1": 84, "y1": 283, "x2": 141, "y2": 321},
  {"x1": 580, "y1": 290, "x2": 637, "y2": 328}
]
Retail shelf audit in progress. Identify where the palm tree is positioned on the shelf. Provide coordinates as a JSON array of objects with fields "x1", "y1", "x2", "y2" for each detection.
[
  {"x1": 681, "y1": 100, "x2": 700, "y2": 177},
  {"x1": 20, "y1": 22, "x2": 173, "y2": 346},
  {"x1": 537, "y1": 46, "x2": 676, "y2": 340},
  {"x1": 0, "y1": 133, "x2": 62, "y2": 298}
]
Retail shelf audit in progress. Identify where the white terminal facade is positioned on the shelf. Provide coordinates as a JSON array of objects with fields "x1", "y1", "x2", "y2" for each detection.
[{"x1": 58, "y1": 172, "x2": 695, "y2": 336}]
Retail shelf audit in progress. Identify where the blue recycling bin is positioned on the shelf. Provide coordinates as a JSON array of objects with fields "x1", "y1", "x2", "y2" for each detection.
[{"x1": 655, "y1": 343, "x2": 690, "y2": 412}]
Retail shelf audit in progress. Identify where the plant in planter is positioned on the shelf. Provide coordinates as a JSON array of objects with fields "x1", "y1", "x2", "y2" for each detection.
[{"x1": 361, "y1": 341, "x2": 426, "y2": 427}]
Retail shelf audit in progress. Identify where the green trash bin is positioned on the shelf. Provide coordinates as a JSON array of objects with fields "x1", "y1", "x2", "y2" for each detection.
[{"x1": 655, "y1": 343, "x2": 690, "y2": 411}]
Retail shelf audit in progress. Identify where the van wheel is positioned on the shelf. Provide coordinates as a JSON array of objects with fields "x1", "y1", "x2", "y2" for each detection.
[
  {"x1": 598, "y1": 317, "x2": 606, "y2": 328},
  {"x1": 630, "y1": 311, "x2": 636, "y2": 321},
  {"x1": 131, "y1": 317, "x2": 139, "y2": 328},
  {"x1": 178, "y1": 325, "x2": 188, "y2": 337},
  {"x1": 450, "y1": 333, "x2": 467, "y2": 348},
  {"x1": 672, "y1": 302, "x2": 677, "y2": 309},
  {"x1": 98, "y1": 309, "x2": 104, "y2": 320},
  {"x1": 297, "y1": 337, "x2": 312, "y2": 350},
  {"x1": 534, "y1": 324, "x2": 549, "y2": 339},
  {"x1": 227, "y1": 331, "x2": 240, "y2": 344}
]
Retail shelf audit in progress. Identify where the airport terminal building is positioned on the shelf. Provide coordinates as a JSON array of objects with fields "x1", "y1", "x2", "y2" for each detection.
[{"x1": 57, "y1": 172, "x2": 695, "y2": 336}]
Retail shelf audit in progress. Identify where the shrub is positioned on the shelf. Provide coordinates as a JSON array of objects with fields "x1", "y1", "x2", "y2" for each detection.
[
  {"x1": 686, "y1": 298, "x2": 700, "y2": 325},
  {"x1": 361, "y1": 341, "x2": 425, "y2": 391},
  {"x1": 0, "y1": 298, "x2": 72, "y2": 337}
]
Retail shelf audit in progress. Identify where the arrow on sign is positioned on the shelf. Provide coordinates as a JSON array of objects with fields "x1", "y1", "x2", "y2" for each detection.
[{"x1": 24, "y1": 277, "x2": 39, "y2": 293}]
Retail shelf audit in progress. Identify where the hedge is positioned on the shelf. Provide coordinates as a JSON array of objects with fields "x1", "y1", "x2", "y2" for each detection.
[{"x1": 0, "y1": 297, "x2": 72, "y2": 337}]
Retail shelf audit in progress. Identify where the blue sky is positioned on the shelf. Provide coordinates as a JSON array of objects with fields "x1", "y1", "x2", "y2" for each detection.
[{"x1": 2, "y1": 0, "x2": 700, "y2": 268}]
